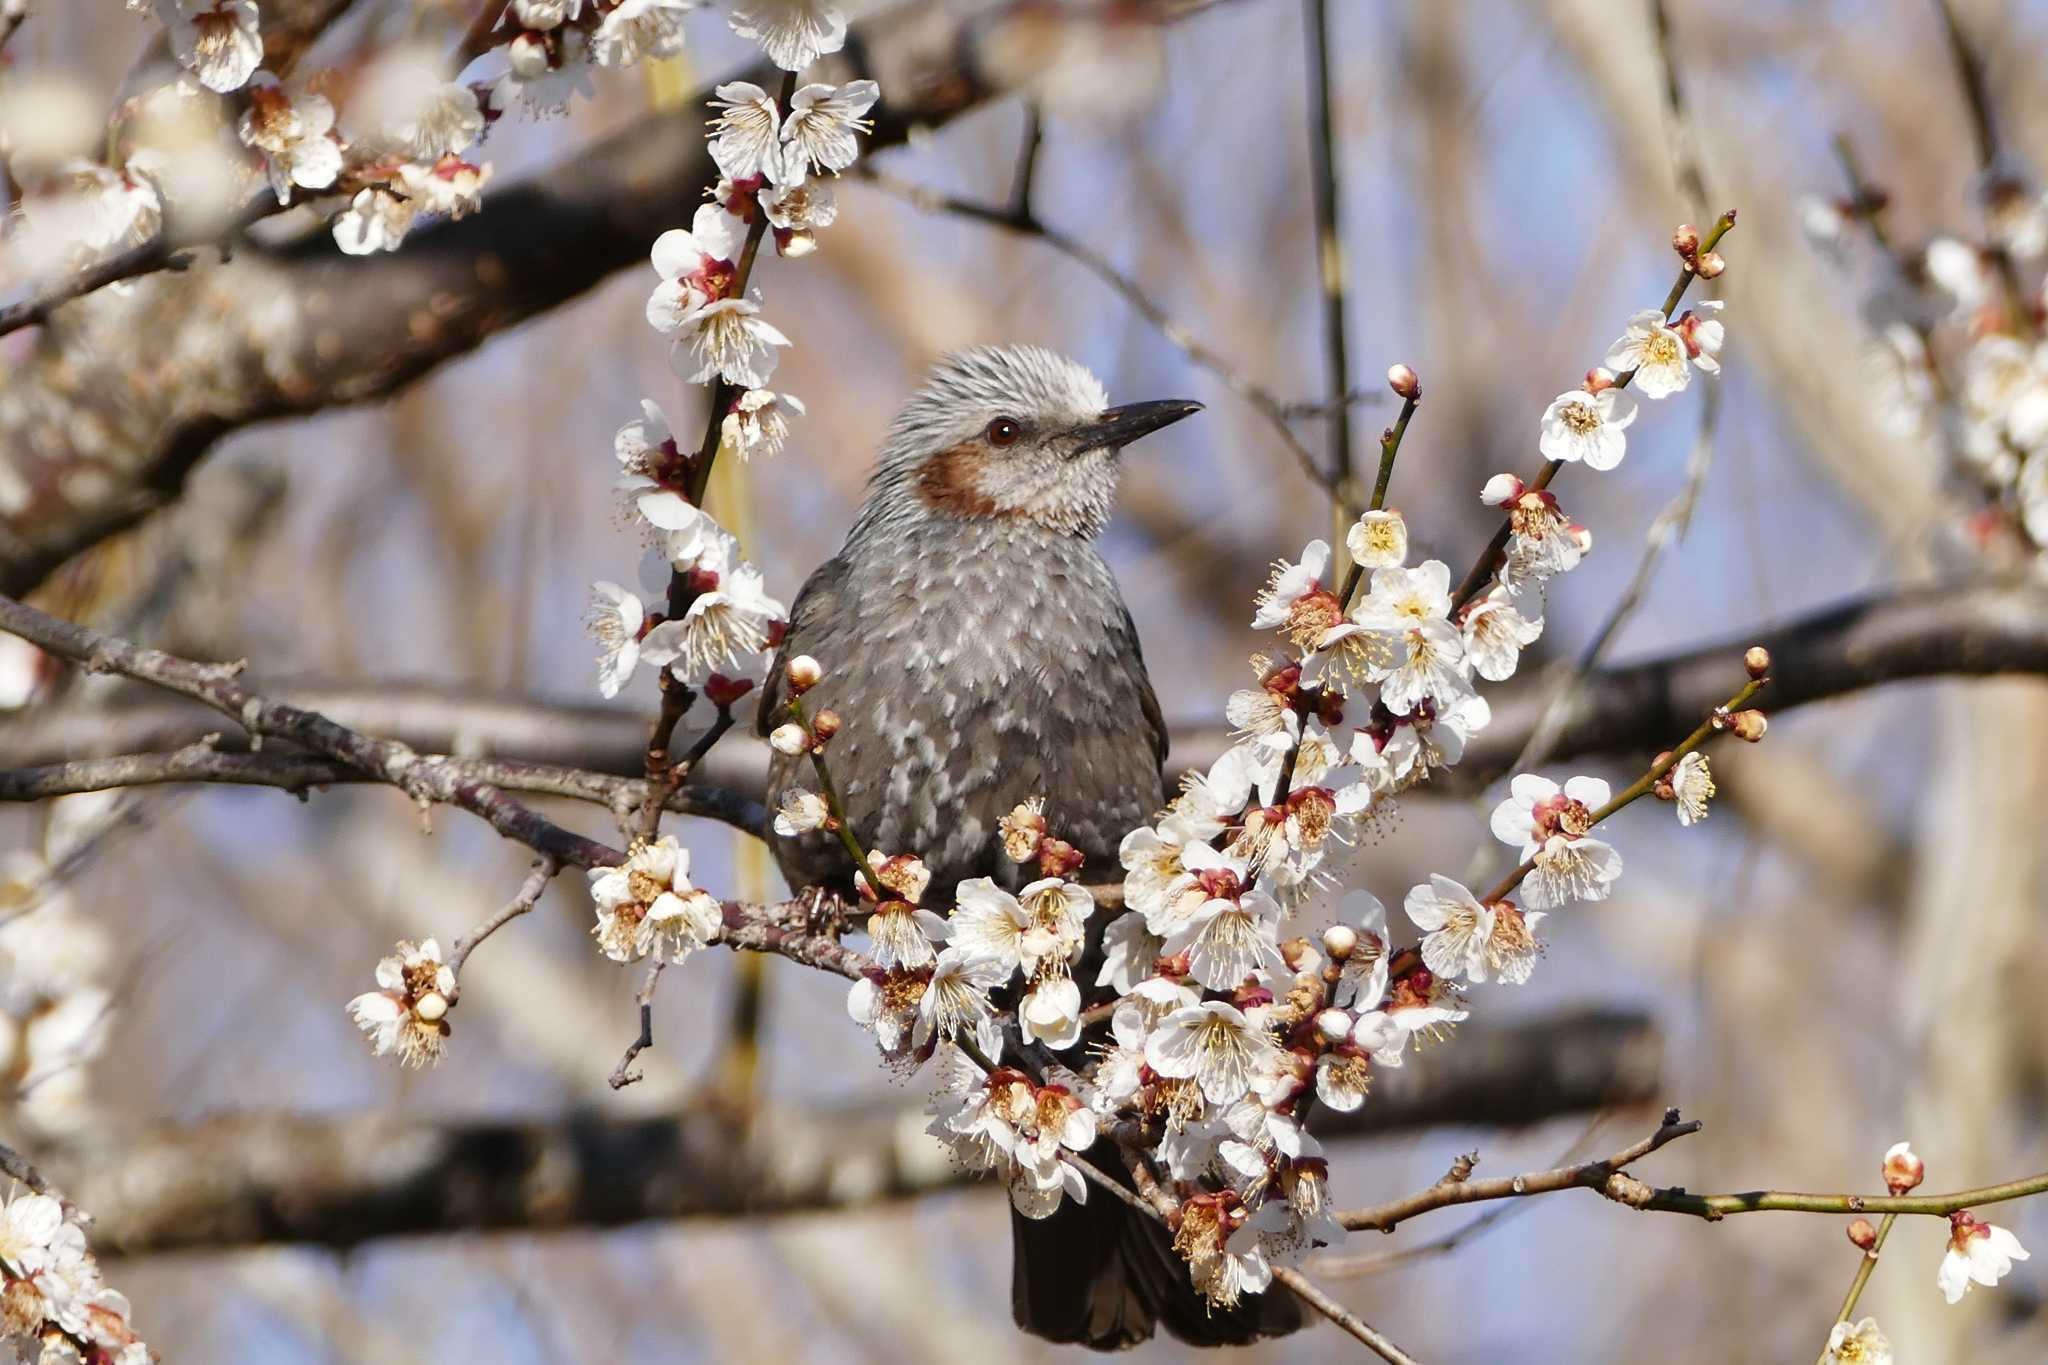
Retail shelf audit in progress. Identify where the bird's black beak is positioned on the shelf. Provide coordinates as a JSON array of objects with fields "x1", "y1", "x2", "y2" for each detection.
[{"x1": 1073, "y1": 399, "x2": 1204, "y2": 453}]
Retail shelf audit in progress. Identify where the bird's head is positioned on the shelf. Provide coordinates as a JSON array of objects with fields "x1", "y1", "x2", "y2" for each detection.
[{"x1": 871, "y1": 344, "x2": 1201, "y2": 538}]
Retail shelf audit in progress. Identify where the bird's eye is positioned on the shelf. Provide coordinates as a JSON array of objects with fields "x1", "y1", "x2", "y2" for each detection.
[{"x1": 985, "y1": 417, "x2": 1022, "y2": 447}]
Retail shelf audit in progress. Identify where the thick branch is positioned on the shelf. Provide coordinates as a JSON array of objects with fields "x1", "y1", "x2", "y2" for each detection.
[
  {"x1": 32, "y1": 1008, "x2": 1657, "y2": 1256},
  {"x1": 10, "y1": 581, "x2": 2041, "y2": 814}
]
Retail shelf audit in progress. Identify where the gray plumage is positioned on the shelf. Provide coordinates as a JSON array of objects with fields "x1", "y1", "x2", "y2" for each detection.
[
  {"x1": 760, "y1": 345, "x2": 1301, "y2": 1349},
  {"x1": 762, "y1": 345, "x2": 1172, "y2": 892}
]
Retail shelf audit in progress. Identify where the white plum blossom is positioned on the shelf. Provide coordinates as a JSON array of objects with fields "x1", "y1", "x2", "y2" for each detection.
[
  {"x1": 583, "y1": 581, "x2": 646, "y2": 697},
  {"x1": 1939, "y1": 1211, "x2": 2029, "y2": 1304},
  {"x1": 1538, "y1": 382, "x2": 1637, "y2": 470},
  {"x1": 719, "y1": 389, "x2": 804, "y2": 462},
  {"x1": 760, "y1": 179, "x2": 838, "y2": 255},
  {"x1": 729, "y1": 0, "x2": 848, "y2": 72},
  {"x1": 1460, "y1": 586, "x2": 1543, "y2": 681},
  {"x1": 1096, "y1": 910, "x2": 1163, "y2": 996},
  {"x1": 167, "y1": 1, "x2": 262, "y2": 93},
  {"x1": 395, "y1": 156, "x2": 493, "y2": 221},
  {"x1": 709, "y1": 81, "x2": 785, "y2": 184},
  {"x1": 1019, "y1": 973, "x2": 1083, "y2": 1049},
  {"x1": 1603, "y1": 309, "x2": 1694, "y2": 399},
  {"x1": 638, "y1": 527, "x2": 787, "y2": 680},
  {"x1": 772, "y1": 788, "x2": 828, "y2": 835},
  {"x1": 346, "y1": 938, "x2": 456, "y2": 1067},
  {"x1": 1669, "y1": 751, "x2": 1715, "y2": 825},
  {"x1": 1162, "y1": 887, "x2": 1283, "y2": 991},
  {"x1": 237, "y1": 84, "x2": 342, "y2": 204},
  {"x1": 1345, "y1": 509, "x2": 1408, "y2": 569},
  {"x1": 591, "y1": 0, "x2": 692, "y2": 68},
  {"x1": 1376, "y1": 691, "x2": 1491, "y2": 786},
  {"x1": 332, "y1": 187, "x2": 416, "y2": 256},
  {"x1": 1145, "y1": 1000, "x2": 1278, "y2": 1106},
  {"x1": 586, "y1": 837, "x2": 723, "y2": 964},
  {"x1": 915, "y1": 948, "x2": 1006, "y2": 1059},
  {"x1": 667, "y1": 292, "x2": 792, "y2": 388},
  {"x1": 492, "y1": 29, "x2": 598, "y2": 115},
  {"x1": 866, "y1": 899, "x2": 949, "y2": 971},
  {"x1": 1343, "y1": 561, "x2": 1468, "y2": 714},
  {"x1": 1499, "y1": 490, "x2": 1583, "y2": 592},
  {"x1": 1823, "y1": 1317, "x2": 1891, "y2": 1365},
  {"x1": 1490, "y1": 773, "x2": 1623, "y2": 909},
  {"x1": 1682, "y1": 300, "x2": 1727, "y2": 374},
  {"x1": 779, "y1": 80, "x2": 879, "y2": 181},
  {"x1": 1403, "y1": 875, "x2": 1494, "y2": 983},
  {"x1": 647, "y1": 204, "x2": 745, "y2": 334}
]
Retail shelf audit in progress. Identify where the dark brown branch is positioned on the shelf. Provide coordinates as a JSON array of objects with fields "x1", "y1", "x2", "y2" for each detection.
[{"x1": 32, "y1": 1008, "x2": 1655, "y2": 1256}]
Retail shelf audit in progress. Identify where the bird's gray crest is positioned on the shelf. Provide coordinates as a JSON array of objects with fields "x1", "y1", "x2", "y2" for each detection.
[{"x1": 880, "y1": 344, "x2": 1110, "y2": 467}]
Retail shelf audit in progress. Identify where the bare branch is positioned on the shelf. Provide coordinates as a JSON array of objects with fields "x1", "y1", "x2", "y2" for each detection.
[
  {"x1": 1269, "y1": 1266, "x2": 1422, "y2": 1364},
  {"x1": 446, "y1": 859, "x2": 560, "y2": 987},
  {"x1": 1337, "y1": 1110, "x2": 1702, "y2": 1232}
]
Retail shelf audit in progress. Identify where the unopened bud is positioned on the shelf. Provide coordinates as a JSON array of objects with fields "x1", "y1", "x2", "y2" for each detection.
[
  {"x1": 768, "y1": 722, "x2": 809, "y2": 756},
  {"x1": 507, "y1": 31, "x2": 550, "y2": 79},
  {"x1": 1037, "y1": 836, "x2": 1085, "y2": 880},
  {"x1": 1568, "y1": 522, "x2": 1594, "y2": 556},
  {"x1": 1847, "y1": 1217, "x2": 1878, "y2": 1251},
  {"x1": 811, "y1": 708, "x2": 843, "y2": 740},
  {"x1": 1743, "y1": 646, "x2": 1771, "y2": 679},
  {"x1": 414, "y1": 991, "x2": 449, "y2": 1023},
  {"x1": 1279, "y1": 936, "x2": 1316, "y2": 973},
  {"x1": 1583, "y1": 366, "x2": 1618, "y2": 394},
  {"x1": 1672, "y1": 223, "x2": 1702, "y2": 256},
  {"x1": 779, "y1": 228, "x2": 818, "y2": 258},
  {"x1": 1481, "y1": 473, "x2": 1524, "y2": 507},
  {"x1": 785, "y1": 654, "x2": 823, "y2": 694},
  {"x1": 1727, "y1": 709, "x2": 1768, "y2": 742},
  {"x1": 1387, "y1": 363, "x2": 1420, "y2": 401},
  {"x1": 1693, "y1": 250, "x2": 1726, "y2": 279},
  {"x1": 1322, "y1": 923, "x2": 1359, "y2": 961},
  {"x1": 1883, "y1": 1141, "x2": 1925, "y2": 1195},
  {"x1": 1314, "y1": 1008, "x2": 1353, "y2": 1045}
]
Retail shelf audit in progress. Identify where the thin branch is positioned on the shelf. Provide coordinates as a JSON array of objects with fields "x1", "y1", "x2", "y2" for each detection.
[
  {"x1": 1930, "y1": 0, "x2": 2033, "y2": 331},
  {"x1": 446, "y1": 858, "x2": 558, "y2": 986},
  {"x1": 0, "y1": 593, "x2": 623, "y2": 870},
  {"x1": 1337, "y1": 1110, "x2": 1702, "y2": 1232},
  {"x1": 1269, "y1": 1267, "x2": 1423, "y2": 1364},
  {"x1": 1631, "y1": 1172, "x2": 2048, "y2": 1221},
  {"x1": 857, "y1": 167, "x2": 1353, "y2": 498},
  {"x1": 1820, "y1": 1212, "x2": 1897, "y2": 1363},
  {"x1": 0, "y1": 742, "x2": 763, "y2": 830},
  {"x1": 608, "y1": 960, "x2": 668, "y2": 1090},
  {"x1": 1303, "y1": 0, "x2": 1357, "y2": 529}
]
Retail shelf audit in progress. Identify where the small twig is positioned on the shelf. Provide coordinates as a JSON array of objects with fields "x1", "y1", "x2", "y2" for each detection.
[
  {"x1": 608, "y1": 960, "x2": 669, "y2": 1090},
  {"x1": 1338, "y1": 1110, "x2": 1702, "y2": 1232},
  {"x1": 1007, "y1": 103, "x2": 1043, "y2": 224},
  {"x1": 1269, "y1": 1266, "x2": 1424, "y2": 1365},
  {"x1": 446, "y1": 858, "x2": 558, "y2": 989},
  {"x1": 1819, "y1": 1212, "x2": 1898, "y2": 1364},
  {"x1": 857, "y1": 167, "x2": 1360, "y2": 498},
  {"x1": 1930, "y1": 0, "x2": 2033, "y2": 333},
  {"x1": 787, "y1": 694, "x2": 888, "y2": 900},
  {"x1": 1479, "y1": 671, "x2": 1765, "y2": 905},
  {"x1": 1303, "y1": 0, "x2": 1358, "y2": 539},
  {"x1": 453, "y1": 0, "x2": 507, "y2": 65},
  {"x1": 0, "y1": 4, "x2": 27, "y2": 55}
]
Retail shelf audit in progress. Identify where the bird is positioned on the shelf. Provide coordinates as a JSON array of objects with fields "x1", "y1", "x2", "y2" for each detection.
[{"x1": 760, "y1": 344, "x2": 1304, "y2": 1349}]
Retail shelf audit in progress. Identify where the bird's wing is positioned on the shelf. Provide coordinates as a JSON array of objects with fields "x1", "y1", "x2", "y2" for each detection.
[
  {"x1": 1115, "y1": 598, "x2": 1171, "y2": 775},
  {"x1": 758, "y1": 551, "x2": 853, "y2": 736}
]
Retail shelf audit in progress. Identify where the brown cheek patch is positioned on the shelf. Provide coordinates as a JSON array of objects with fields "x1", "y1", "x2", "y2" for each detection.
[{"x1": 915, "y1": 443, "x2": 1004, "y2": 519}]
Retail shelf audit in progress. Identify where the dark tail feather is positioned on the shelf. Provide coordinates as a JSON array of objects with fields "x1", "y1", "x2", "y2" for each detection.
[{"x1": 1010, "y1": 1141, "x2": 1306, "y2": 1350}]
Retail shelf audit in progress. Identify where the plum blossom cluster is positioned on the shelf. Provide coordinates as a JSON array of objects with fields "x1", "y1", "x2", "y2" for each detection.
[
  {"x1": 1803, "y1": 165, "x2": 2048, "y2": 572},
  {"x1": 0, "y1": 1188, "x2": 153, "y2": 1364}
]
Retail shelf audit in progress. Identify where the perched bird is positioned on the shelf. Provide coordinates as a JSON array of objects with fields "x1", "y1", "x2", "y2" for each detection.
[{"x1": 761, "y1": 344, "x2": 1302, "y2": 1349}]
